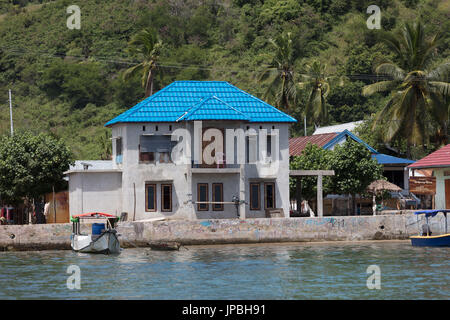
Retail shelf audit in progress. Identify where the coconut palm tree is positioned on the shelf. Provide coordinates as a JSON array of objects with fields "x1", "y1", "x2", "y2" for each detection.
[
  {"x1": 362, "y1": 22, "x2": 450, "y2": 156},
  {"x1": 123, "y1": 28, "x2": 163, "y2": 98},
  {"x1": 259, "y1": 32, "x2": 297, "y2": 113},
  {"x1": 298, "y1": 61, "x2": 332, "y2": 128}
]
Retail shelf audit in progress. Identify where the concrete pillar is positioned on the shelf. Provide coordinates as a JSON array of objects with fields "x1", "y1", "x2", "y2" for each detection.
[
  {"x1": 404, "y1": 167, "x2": 409, "y2": 192},
  {"x1": 317, "y1": 174, "x2": 323, "y2": 217},
  {"x1": 239, "y1": 164, "x2": 246, "y2": 219}
]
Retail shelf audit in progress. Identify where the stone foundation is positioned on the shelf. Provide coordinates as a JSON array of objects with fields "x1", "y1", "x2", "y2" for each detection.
[{"x1": 0, "y1": 214, "x2": 447, "y2": 251}]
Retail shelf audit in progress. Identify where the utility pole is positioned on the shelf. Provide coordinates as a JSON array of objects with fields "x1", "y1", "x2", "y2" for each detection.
[
  {"x1": 9, "y1": 89, "x2": 13, "y2": 136},
  {"x1": 304, "y1": 115, "x2": 307, "y2": 136}
]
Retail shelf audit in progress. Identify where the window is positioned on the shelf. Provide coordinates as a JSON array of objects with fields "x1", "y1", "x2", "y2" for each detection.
[
  {"x1": 266, "y1": 134, "x2": 272, "y2": 158},
  {"x1": 139, "y1": 135, "x2": 176, "y2": 163},
  {"x1": 145, "y1": 184, "x2": 157, "y2": 212},
  {"x1": 212, "y1": 183, "x2": 223, "y2": 211},
  {"x1": 161, "y1": 184, "x2": 172, "y2": 212},
  {"x1": 250, "y1": 183, "x2": 260, "y2": 210},
  {"x1": 264, "y1": 182, "x2": 275, "y2": 209},
  {"x1": 197, "y1": 183, "x2": 209, "y2": 211},
  {"x1": 116, "y1": 138, "x2": 123, "y2": 164}
]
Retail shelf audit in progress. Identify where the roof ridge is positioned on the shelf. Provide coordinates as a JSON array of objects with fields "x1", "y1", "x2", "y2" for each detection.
[{"x1": 178, "y1": 94, "x2": 250, "y2": 121}]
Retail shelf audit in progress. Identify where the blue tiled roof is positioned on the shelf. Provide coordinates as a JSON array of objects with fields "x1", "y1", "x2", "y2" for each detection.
[
  {"x1": 372, "y1": 153, "x2": 415, "y2": 165},
  {"x1": 105, "y1": 81, "x2": 297, "y2": 126}
]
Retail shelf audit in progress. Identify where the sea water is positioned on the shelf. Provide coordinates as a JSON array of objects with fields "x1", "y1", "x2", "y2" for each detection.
[{"x1": 0, "y1": 241, "x2": 448, "y2": 299}]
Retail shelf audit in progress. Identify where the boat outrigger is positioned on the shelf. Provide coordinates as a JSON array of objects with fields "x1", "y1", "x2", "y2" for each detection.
[
  {"x1": 410, "y1": 209, "x2": 450, "y2": 247},
  {"x1": 71, "y1": 212, "x2": 121, "y2": 254}
]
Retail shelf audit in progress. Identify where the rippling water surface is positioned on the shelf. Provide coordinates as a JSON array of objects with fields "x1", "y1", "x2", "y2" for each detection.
[{"x1": 0, "y1": 241, "x2": 448, "y2": 299}]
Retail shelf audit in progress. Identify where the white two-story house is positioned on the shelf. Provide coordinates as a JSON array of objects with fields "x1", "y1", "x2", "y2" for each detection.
[{"x1": 65, "y1": 81, "x2": 297, "y2": 220}]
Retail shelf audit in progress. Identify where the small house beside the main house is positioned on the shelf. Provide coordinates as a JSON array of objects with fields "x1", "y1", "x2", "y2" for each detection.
[
  {"x1": 65, "y1": 81, "x2": 297, "y2": 220},
  {"x1": 408, "y1": 144, "x2": 450, "y2": 209}
]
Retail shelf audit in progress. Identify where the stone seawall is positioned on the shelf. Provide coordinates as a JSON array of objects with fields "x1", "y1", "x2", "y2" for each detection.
[{"x1": 0, "y1": 214, "x2": 447, "y2": 251}]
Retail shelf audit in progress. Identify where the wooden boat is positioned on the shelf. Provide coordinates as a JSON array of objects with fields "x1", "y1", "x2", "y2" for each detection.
[
  {"x1": 410, "y1": 209, "x2": 450, "y2": 247},
  {"x1": 71, "y1": 212, "x2": 121, "y2": 254}
]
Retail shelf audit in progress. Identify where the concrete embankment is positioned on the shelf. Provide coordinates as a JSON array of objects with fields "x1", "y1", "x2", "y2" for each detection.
[{"x1": 0, "y1": 214, "x2": 447, "y2": 251}]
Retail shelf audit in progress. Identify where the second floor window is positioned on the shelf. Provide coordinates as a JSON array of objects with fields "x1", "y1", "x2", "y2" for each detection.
[
  {"x1": 139, "y1": 135, "x2": 176, "y2": 163},
  {"x1": 116, "y1": 138, "x2": 123, "y2": 164}
]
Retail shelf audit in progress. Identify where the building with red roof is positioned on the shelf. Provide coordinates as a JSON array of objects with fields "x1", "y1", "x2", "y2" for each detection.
[{"x1": 408, "y1": 144, "x2": 450, "y2": 209}]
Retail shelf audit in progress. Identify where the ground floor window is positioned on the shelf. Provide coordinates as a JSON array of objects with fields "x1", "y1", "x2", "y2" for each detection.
[
  {"x1": 212, "y1": 183, "x2": 224, "y2": 211},
  {"x1": 145, "y1": 184, "x2": 157, "y2": 212},
  {"x1": 264, "y1": 182, "x2": 276, "y2": 209},
  {"x1": 197, "y1": 183, "x2": 209, "y2": 211},
  {"x1": 161, "y1": 184, "x2": 172, "y2": 212},
  {"x1": 250, "y1": 183, "x2": 260, "y2": 210}
]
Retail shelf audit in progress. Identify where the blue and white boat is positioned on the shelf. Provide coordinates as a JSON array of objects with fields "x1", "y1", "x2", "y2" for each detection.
[
  {"x1": 410, "y1": 209, "x2": 450, "y2": 247},
  {"x1": 71, "y1": 212, "x2": 121, "y2": 254}
]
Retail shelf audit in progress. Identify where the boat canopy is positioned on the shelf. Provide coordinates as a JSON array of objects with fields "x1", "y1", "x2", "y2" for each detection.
[
  {"x1": 72, "y1": 212, "x2": 117, "y2": 219},
  {"x1": 414, "y1": 209, "x2": 450, "y2": 217}
]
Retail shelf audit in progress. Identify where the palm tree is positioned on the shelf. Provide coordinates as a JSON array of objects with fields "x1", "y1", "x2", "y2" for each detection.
[
  {"x1": 259, "y1": 32, "x2": 297, "y2": 112},
  {"x1": 362, "y1": 22, "x2": 450, "y2": 156},
  {"x1": 123, "y1": 28, "x2": 163, "y2": 98},
  {"x1": 298, "y1": 61, "x2": 332, "y2": 128}
]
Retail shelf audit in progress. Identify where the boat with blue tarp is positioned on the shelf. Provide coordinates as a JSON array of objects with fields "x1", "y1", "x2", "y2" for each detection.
[
  {"x1": 70, "y1": 212, "x2": 121, "y2": 254},
  {"x1": 410, "y1": 209, "x2": 450, "y2": 247}
]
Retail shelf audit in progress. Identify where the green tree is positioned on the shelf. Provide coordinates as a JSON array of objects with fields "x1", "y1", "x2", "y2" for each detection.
[
  {"x1": 298, "y1": 61, "x2": 333, "y2": 127},
  {"x1": 289, "y1": 143, "x2": 333, "y2": 202},
  {"x1": 329, "y1": 139, "x2": 384, "y2": 215},
  {"x1": 123, "y1": 28, "x2": 163, "y2": 98},
  {"x1": 362, "y1": 22, "x2": 450, "y2": 156},
  {"x1": 0, "y1": 131, "x2": 73, "y2": 210},
  {"x1": 259, "y1": 32, "x2": 298, "y2": 112}
]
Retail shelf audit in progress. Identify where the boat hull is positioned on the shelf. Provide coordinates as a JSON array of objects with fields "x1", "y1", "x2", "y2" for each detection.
[
  {"x1": 71, "y1": 231, "x2": 120, "y2": 254},
  {"x1": 410, "y1": 234, "x2": 450, "y2": 247}
]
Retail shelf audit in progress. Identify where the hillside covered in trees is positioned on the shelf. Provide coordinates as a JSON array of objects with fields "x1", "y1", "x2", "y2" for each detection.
[{"x1": 0, "y1": 0, "x2": 448, "y2": 159}]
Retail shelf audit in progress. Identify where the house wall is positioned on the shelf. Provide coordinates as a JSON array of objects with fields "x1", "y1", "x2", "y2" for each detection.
[
  {"x1": 68, "y1": 172, "x2": 122, "y2": 216},
  {"x1": 113, "y1": 121, "x2": 291, "y2": 220},
  {"x1": 434, "y1": 168, "x2": 450, "y2": 209}
]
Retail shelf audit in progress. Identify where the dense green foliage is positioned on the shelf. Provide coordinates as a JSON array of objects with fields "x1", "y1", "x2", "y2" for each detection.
[
  {"x1": 0, "y1": 131, "x2": 73, "y2": 203},
  {"x1": 0, "y1": 0, "x2": 448, "y2": 159}
]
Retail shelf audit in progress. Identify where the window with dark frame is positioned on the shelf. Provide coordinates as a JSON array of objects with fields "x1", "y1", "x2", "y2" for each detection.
[
  {"x1": 266, "y1": 134, "x2": 272, "y2": 158},
  {"x1": 197, "y1": 183, "x2": 209, "y2": 211},
  {"x1": 116, "y1": 138, "x2": 123, "y2": 164},
  {"x1": 264, "y1": 182, "x2": 275, "y2": 209},
  {"x1": 212, "y1": 183, "x2": 223, "y2": 211},
  {"x1": 145, "y1": 184, "x2": 157, "y2": 212},
  {"x1": 139, "y1": 135, "x2": 176, "y2": 163},
  {"x1": 250, "y1": 183, "x2": 260, "y2": 210},
  {"x1": 161, "y1": 184, "x2": 172, "y2": 212}
]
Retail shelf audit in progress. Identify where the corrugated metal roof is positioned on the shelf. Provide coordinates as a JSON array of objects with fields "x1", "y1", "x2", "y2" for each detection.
[
  {"x1": 69, "y1": 160, "x2": 114, "y2": 170},
  {"x1": 313, "y1": 121, "x2": 363, "y2": 135},
  {"x1": 408, "y1": 144, "x2": 450, "y2": 169},
  {"x1": 372, "y1": 153, "x2": 415, "y2": 165},
  {"x1": 105, "y1": 81, "x2": 297, "y2": 126},
  {"x1": 289, "y1": 133, "x2": 337, "y2": 156}
]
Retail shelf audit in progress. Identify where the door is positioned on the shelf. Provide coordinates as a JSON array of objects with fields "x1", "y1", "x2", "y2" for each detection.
[{"x1": 445, "y1": 179, "x2": 450, "y2": 209}]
